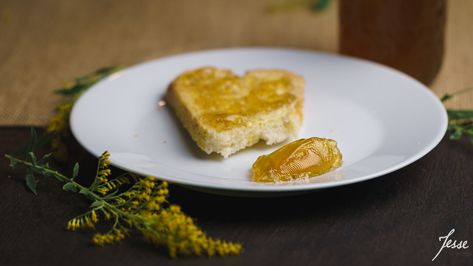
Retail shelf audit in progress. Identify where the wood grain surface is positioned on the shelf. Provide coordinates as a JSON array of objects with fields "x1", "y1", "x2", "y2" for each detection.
[
  {"x1": 1, "y1": 127, "x2": 472, "y2": 265},
  {"x1": 0, "y1": 0, "x2": 472, "y2": 125}
]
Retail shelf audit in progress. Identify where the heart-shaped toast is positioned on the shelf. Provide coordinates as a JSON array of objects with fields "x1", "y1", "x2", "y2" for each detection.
[{"x1": 165, "y1": 67, "x2": 304, "y2": 158}]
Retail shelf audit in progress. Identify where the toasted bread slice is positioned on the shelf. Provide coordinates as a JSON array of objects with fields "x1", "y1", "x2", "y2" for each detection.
[{"x1": 165, "y1": 67, "x2": 304, "y2": 158}]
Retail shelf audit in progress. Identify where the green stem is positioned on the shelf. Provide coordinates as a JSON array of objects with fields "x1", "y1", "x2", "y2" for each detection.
[
  {"x1": 5, "y1": 154, "x2": 162, "y2": 241},
  {"x1": 442, "y1": 87, "x2": 473, "y2": 102},
  {"x1": 107, "y1": 215, "x2": 121, "y2": 234},
  {"x1": 5, "y1": 154, "x2": 133, "y2": 219},
  {"x1": 6, "y1": 154, "x2": 69, "y2": 182}
]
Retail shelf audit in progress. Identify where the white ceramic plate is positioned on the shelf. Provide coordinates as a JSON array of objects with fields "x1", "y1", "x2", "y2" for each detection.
[{"x1": 70, "y1": 48, "x2": 447, "y2": 195}]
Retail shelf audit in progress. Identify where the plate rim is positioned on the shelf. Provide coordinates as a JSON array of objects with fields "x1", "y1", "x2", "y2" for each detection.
[{"x1": 70, "y1": 47, "x2": 448, "y2": 192}]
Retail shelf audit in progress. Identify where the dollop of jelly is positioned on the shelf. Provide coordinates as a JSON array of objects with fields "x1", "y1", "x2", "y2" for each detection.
[{"x1": 251, "y1": 137, "x2": 342, "y2": 182}]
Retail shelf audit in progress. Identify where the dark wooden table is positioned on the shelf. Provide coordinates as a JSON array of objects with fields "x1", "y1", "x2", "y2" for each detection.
[{"x1": 1, "y1": 127, "x2": 472, "y2": 265}]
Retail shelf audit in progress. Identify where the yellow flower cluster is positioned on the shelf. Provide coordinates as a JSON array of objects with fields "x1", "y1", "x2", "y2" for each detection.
[
  {"x1": 140, "y1": 205, "x2": 242, "y2": 257},
  {"x1": 92, "y1": 228, "x2": 128, "y2": 246},
  {"x1": 96, "y1": 151, "x2": 111, "y2": 183},
  {"x1": 114, "y1": 176, "x2": 161, "y2": 212},
  {"x1": 66, "y1": 210, "x2": 99, "y2": 231},
  {"x1": 47, "y1": 102, "x2": 72, "y2": 134},
  {"x1": 143, "y1": 182, "x2": 168, "y2": 213},
  {"x1": 95, "y1": 174, "x2": 133, "y2": 195},
  {"x1": 89, "y1": 174, "x2": 241, "y2": 257},
  {"x1": 63, "y1": 152, "x2": 241, "y2": 257}
]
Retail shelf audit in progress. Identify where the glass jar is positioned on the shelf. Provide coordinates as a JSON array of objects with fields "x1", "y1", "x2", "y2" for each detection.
[{"x1": 339, "y1": 0, "x2": 446, "y2": 85}]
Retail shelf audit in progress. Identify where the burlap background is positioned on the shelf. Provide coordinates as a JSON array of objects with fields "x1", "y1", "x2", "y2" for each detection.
[{"x1": 0, "y1": 0, "x2": 472, "y2": 125}]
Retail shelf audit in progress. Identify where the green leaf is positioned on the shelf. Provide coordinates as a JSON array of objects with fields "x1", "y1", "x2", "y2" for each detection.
[
  {"x1": 95, "y1": 66, "x2": 121, "y2": 75},
  {"x1": 79, "y1": 188, "x2": 94, "y2": 200},
  {"x1": 54, "y1": 66, "x2": 122, "y2": 96},
  {"x1": 40, "y1": 153, "x2": 52, "y2": 164},
  {"x1": 62, "y1": 182, "x2": 78, "y2": 193},
  {"x1": 449, "y1": 126, "x2": 463, "y2": 140},
  {"x1": 90, "y1": 200, "x2": 103, "y2": 209},
  {"x1": 55, "y1": 83, "x2": 89, "y2": 96},
  {"x1": 311, "y1": 0, "x2": 331, "y2": 11},
  {"x1": 25, "y1": 170, "x2": 38, "y2": 195},
  {"x1": 447, "y1": 109, "x2": 473, "y2": 120},
  {"x1": 28, "y1": 152, "x2": 37, "y2": 165},
  {"x1": 6, "y1": 155, "x2": 17, "y2": 169},
  {"x1": 441, "y1": 94, "x2": 452, "y2": 102},
  {"x1": 72, "y1": 163, "x2": 79, "y2": 180}
]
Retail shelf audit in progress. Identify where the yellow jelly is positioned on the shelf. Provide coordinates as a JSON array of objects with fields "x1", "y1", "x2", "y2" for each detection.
[
  {"x1": 174, "y1": 67, "x2": 298, "y2": 131},
  {"x1": 251, "y1": 137, "x2": 343, "y2": 182}
]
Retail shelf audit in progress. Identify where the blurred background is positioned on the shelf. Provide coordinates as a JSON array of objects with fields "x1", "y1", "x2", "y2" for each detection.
[{"x1": 0, "y1": 0, "x2": 472, "y2": 125}]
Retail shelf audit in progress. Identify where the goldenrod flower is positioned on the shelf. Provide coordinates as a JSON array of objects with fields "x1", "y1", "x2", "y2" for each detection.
[
  {"x1": 47, "y1": 103, "x2": 73, "y2": 134},
  {"x1": 94, "y1": 151, "x2": 112, "y2": 184},
  {"x1": 92, "y1": 227, "x2": 128, "y2": 246},
  {"x1": 137, "y1": 204, "x2": 242, "y2": 258},
  {"x1": 91, "y1": 210, "x2": 98, "y2": 223},
  {"x1": 66, "y1": 210, "x2": 100, "y2": 231},
  {"x1": 65, "y1": 171, "x2": 241, "y2": 257},
  {"x1": 98, "y1": 151, "x2": 111, "y2": 169}
]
